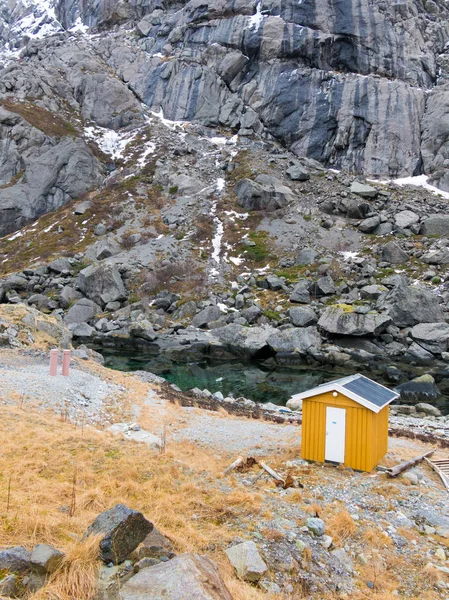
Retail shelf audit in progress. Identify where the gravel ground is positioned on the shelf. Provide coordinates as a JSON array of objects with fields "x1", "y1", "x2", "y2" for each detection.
[
  {"x1": 0, "y1": 352, "x2": 125, "y2": 424},
  {"x1": 168, "y1": 406, "x2": 300, "y2": 455}
]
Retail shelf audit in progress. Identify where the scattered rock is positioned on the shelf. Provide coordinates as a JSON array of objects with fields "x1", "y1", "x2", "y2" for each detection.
[
  {"x1": 306, "y1": 518, "x2": 325, "y2": 537},
  {"x1": 84, "y1": 504, "x2": 153, "y2": 565},
  {"x1": 119, "y1": 553, "x2": 233, "y2": 599},
  {"x1": 30, "y1": 544, "x2": 65, "y2": 574},
  {"x1": 225, "y1": 541, "x2": 267, "y2": 582}
]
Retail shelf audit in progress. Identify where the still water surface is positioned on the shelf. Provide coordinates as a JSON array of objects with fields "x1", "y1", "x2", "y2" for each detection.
[{"x1": 97, "y1": 348, "x2": 337, "y2": 405}]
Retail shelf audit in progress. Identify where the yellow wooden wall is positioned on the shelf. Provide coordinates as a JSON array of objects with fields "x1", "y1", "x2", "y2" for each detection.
[{"x1": 301, "y1": 392, "x2": 389, "y2": 472}]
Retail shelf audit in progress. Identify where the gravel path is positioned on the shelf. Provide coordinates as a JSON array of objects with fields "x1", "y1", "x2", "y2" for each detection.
[{"x1": 168, "y1": 406, "x2": 300, "y2": 455}]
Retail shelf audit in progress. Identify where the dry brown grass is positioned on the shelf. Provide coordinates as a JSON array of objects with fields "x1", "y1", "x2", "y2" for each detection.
[
  {"x1": 326, "y1": 510, "x2": 356, "y2": 545},
  {"x1": 362, "y1": 527, "x2": 393, "y2": 550},
  {"x1": 0, "y1": 405, "x2": 267, "y2": 600},
  {"x1": 33, "y1": 536, "x2": 101, "y2": 600}
]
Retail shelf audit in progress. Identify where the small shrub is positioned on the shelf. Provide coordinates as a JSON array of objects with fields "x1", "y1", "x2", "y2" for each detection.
[{"x1": 168, "y1": 185, "x2": 178, "y2": 194}]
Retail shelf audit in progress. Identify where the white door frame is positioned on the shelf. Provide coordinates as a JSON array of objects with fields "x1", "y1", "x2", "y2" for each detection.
[{"x1": 325, "y1": 406, "x2": 346, "y2": 463}]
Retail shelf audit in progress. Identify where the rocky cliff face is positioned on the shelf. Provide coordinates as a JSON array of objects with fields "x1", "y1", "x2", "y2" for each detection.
[{"x1": 0, "y1": 0, "x2": 448, "y2": 228}]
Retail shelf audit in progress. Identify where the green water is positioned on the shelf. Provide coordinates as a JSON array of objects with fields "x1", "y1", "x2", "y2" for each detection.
[{"x1": 96, "y1": 348, "x2": 335, "y2": 405}]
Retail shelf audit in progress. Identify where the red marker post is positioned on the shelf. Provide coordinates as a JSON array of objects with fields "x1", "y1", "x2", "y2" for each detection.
[
  {"x1": 49, "y1": 349, "x2": 58, "y2": 376},
  {"x1": 62, "y1": 349, "x2": 71, "y2": 377}
]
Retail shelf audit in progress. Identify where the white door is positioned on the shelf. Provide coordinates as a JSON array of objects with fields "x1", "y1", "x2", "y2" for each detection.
[{"x1": 325, "y1": 407, "x2": 346, "y2": 463}]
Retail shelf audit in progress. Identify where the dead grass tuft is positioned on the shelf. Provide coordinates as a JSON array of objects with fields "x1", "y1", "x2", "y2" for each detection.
[
  {"x1": 33, "y1": 536, "x2": 101, "y2": 600},
  {"x1": 326, "y1": 510, "x2": 356, "y2": 545}
]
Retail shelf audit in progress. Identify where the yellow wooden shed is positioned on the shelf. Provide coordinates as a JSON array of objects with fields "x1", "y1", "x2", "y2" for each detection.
[{"x1": 290, "y1": 374, "x2": 399, "y2": 472}]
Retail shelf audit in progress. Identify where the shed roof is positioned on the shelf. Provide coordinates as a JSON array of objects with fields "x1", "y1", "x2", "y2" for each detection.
[{"x1": 290, "y1": 374, "x2": 399, "y2": 413}]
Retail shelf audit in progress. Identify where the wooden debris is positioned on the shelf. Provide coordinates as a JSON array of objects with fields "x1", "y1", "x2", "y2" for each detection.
[
  {"x1": 223, "y1": 456, "x2": 257, "y2": 475},
  {"x1": 424, "y1": 456, "x2": 449, "y2": 491},
  {"x1": 386, "y1": 449, "x2": 435, "y2": 478},
  {"x1": 259, "y1": 461, "x2": 285, "y2": 484},
  {"x1": 225, "y1": 456, "x2": 303, "y2": 489},
  {"x1": 223, "y1": 456, "x2": 245, "y2": 475}
]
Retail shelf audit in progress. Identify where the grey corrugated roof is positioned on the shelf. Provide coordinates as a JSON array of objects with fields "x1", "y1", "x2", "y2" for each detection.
[{"x1": 342, "y1": 375, "x2": 397, "y2": 409}]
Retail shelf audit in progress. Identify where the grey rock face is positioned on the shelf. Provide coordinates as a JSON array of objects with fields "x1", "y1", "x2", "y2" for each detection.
[
  {"x1": 235, "y1": 175, "x2": 294, "y2": 211},
  {"x1": 225, "y1": 541, "x2": 267, "y2": 583},
  {"x1": 286, "y1": 163, "x2": 310, "y2": 181},
  {"x1": 359, "y1": 215, "x2": 381, "y2": 233},
  {"x1": 85, "y1": 504, "x2": 153, "y2": 565},
  {"x1": 65, "y1": 298, "x2": 101, "y2": 324},
  {"x1": 420, "y1": 215, "x2": 449, "y2": 236},
  {"x1": 59, "y1": 286, "x2": 83, "y2": 309},
  {"x1": 118, "y1": 553, "x2": 233, "y2": 600},
  {"x1": 290, "y1": 280, "x2": 311, "y2": 303},
  {"x1": 377, "y1": 284, "x2": 445, "y2": 327},
  {"x1": 0, "y1": 118, "x2": 104, "y2": 235},
  {"x1": 213, "y1": 323, "x2": 277, "y2": 358},
  {"x1": 421, "y1": 249, "x2": 449, "y2": 265},
  {"x1": 129, "y1": 320, "x2": 158, "y2": 341},
  {"x1": 381, "y1": 241, "x2": 410, "y2": 264},
  {"x1": 350, "y1": 182, "x2": 377, "y2": 198},
  {"x1": 267, "y1": 326, "x2": 321, "y2": 353},
  {"x1": 30, "y1": 544, "x2": 64, "y2": 574},
  {"x1": 77, "y1": 264, "x2": 127, "y2": 308},
  {"x1": 0, "y1": 546, "x2": 32, "y2": 573},
  {"x1": 191, "y1": 306, "x2": 222, "y2": 329},
  {"x1": 2, "y1": 0, "x2": 449, "y2": 196},
  {"x1": 318, "y1": 306, "x2": 391, "y2": 336},
  {"x1": 309, "y1": 275, "x2": 335, "y2": 297},
  {"x1": 394, "y1": 210, "x2": 419, "y2": 229},
  {"x1": 288, "y1": 306, "x2": 317, "y2": 327},
  {"x1": 410, "y1": 323, "x2": 449, "y2": 354}
]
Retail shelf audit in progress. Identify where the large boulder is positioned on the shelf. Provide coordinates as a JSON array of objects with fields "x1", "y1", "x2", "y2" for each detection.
[
  {"x1": 309, "y1": 275, "x2": 335, "y2": 297},
  {"x1": 350, "y1": 181, "x2": 377, "y2": 198},
  {"x1": 410, "y1": 323, "x2": 449, "y2": 354},
  {"x1": 85, "y1": 504, "x2": 153, "y2": 565},
  {"x1": 318, "y1": 306, "x2": 391, "y2": 336},
  {"x1": 267, "y1": 326, "x2": 321, "y2": 354},
  {"x1": 225, "y1": 541, "x2": 267, "y2": 582},
  {"x1": 65, "y1": 298, "x2": 101, "y2": 324},
  {"x1": 234, "y1": 175, "x2": 294, "y2": 211},
  {"x1": 191, "y1": 306, "x2": 222, "y2": 329},
  {"x1": 376, "y1": 284, "x2": 444, "y2": 327},
  {"x1": 421, "y1": 249, "x2": 449, "y2": 265},
  {"x1": 394, "y1": 210, "x2": 419, "y2": 229},
  {"x1": 289, "y1": 280, "x2": 311, "y2": 303},
  {"x1": 288, "y1": 306, "x2": 317, "y2": 327},
  {"x1": 118, "y1": 553, "x2": 233, "y2": 600},
  {"x1": 212, "y1": 324, "x2": 277, "y2": 358},
  {"x1": 420, "y1": 215, "x2": 449, "y2": 237},
  {"x1": 77, "y1": 264, "x2": 127, "y2": 308},
  {"x1": 381, "y1": 241, "x2": 409, "y2": 264}
]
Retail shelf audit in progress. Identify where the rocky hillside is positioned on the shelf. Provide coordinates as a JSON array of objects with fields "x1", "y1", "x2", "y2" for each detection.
[
  {"x1": 1, "y1": 0, "x2": 449, "y2": 399},
  {"x1": 1, "y1": 0, "x2": 449, "y2": 234}
]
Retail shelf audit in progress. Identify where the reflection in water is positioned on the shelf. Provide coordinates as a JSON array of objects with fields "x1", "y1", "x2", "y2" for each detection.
[{"x1": 96, "y1": 349, "x2": 334, "y2": 405}]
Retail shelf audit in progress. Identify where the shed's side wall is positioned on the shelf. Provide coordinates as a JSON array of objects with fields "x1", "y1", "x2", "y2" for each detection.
[
  {"x1": 371, "y1": 405, "x2": 389, "y2": 466},
  {"x1": 301, "y1": 392, "x2": 384, "y2": 472}
]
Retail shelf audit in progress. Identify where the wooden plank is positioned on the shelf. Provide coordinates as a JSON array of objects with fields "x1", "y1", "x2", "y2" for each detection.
[
  {"x1": 386, "y1": 450, "x2": 435, "y2": 477},
  {"x1": 424, "y1": 457, "x2": 449, "y2": 492}
]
